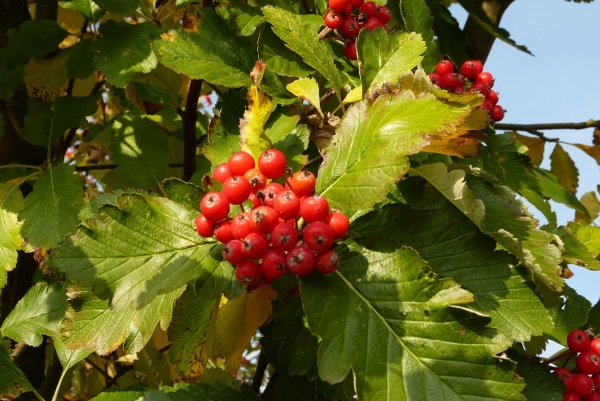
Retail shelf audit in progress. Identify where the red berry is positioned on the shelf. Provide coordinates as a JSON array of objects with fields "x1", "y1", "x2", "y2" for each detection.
[
  {"x1": 324, "y1": 9, "x2": 343, "y2": 29},
  {"x1": 342, "y1": 2, "x2": 353, "y2": 17},
  {"x1": 242, "y1": 232, "x2": 270, "y2": 260},
  {"x1": 261, "y1": 249, "x2": 288, "y2": 280},
  {"x1": 286, "y1": 246, "x2": 316, "y2": 276},
  {"x1": 584, "y1": 391, "x2": 600, "y2": 401},
  {"x1": 231, "y1": 212, "x2": 254, "y2": 240},
  {"x1": 482, "y1": 100, "x2": 493, "y2": 114},
  {"x1": 258, "y1": 149, "x2": 287, "y2": 179},
  {"x1": 273, "y1": 190, "x2": 301, "y2": 220},
  {"x1": 556, "y1": 368, "x2": 574, "y2": 390},
  {"x1": 227, "y1": 151, "x2": 255, "y2": 176},
  {"x1": 454, "y1": 86, "x2": 465, "y2": 94},
  {"x1": 590, "y1": 338, "x2": 600, "y2": 355},
  {"x1": 442, "y1": 73, "x2": 465, "y2": 90},
  {"x1": 316, "y1": 249, "x2": 340, "y2": 274},
  {"x1": 349, "y1": 0, "x2": 364, "y2": 7},
  {"x1": 200, "y1": 191, "x2": 230, "y2": 222},
  {"x1": 460, "y1": 60, "x2": 483, "y2": 79},
  {"x1": 476, "y1": 71, "x2": 494, "y2": 88},
  {"x1": 329, "y1": 0, "x2": 348, "y2": 14},
  {"x1": 291, "y1": 170, "x2": 316, "y2": 198},
  {"x1": 593, "y1": 373, "x2": 600, "y2": 389},
  {"x1": 212, "y1": 163, "x2": 232, "y2": 183},
  {"x1": 340, "y1": 17, "x2": 360, "y2": 38},
  {"x1": 250, "y1": 206, "x2": 279, "y2": 234},
  {"x1": 490, "y1": 105, "x2": 505, "y2": 122},
  {"x1": 194, "y1": 214, "x2": 214, "y2": 238},
  {"x1": 326, "y1": 212, "x2": 349, "y2": 238},
  {"x1": 429, "y1": 73, "x2": 443, "y2": 86},
  {"x1": 300, "y1": 195, "x2": 330, "y2": 223},
  {"x1": 572, "y1": 374, "x2": 593, "y2": 397},
  {"x1": 303, "y1": 222, "x2": 335, "y2": 253},
  {"x1": 486, "y1": 89, "x2": 499, "y2": 105},
  {"x1": 223, "y1": 239, "x2": 246, "y2": 264},
  {"x1": 564, "y1": 393, "x2": 580, "y2": 401},
  {"x1": 469, "y1": 81, "x2": 490, "y2": 96},
  {"x1": 577, "y1": 351, "x2": 600, "y2": 374},
  {"x1": 435, "y1": 60, "x2": 454, "y2": 76},
  {"x1": 359, "y1": 1, "x2": 379, "y2": 19},
  {"x1": 236, "y1": 260, "x2": 261, "y2": 286},
  {"x1": 260, "y1": 182, "x2": 285, "y2": 207},
  {"x1": 243, "y1": 168, "x2": 267, "y2": 193},
  {"x1": 248, "y1": 192, "x2": 262, "y2": 208},
  {"x1": 271, "y1": 222, "x2": 299, "y2": 252},
  {"x1": 568, "y1": 330, "x2": 590, "y2": 352},
  {"x1": 376, "y1": 6, "x2": 391, "y2": 24},
  {"x1": 344, "y1": 39, "x2": 357, "y2": 60},
  {"x1": 222, "y1": 176, "x2": 252, "y2": 205},
  {"x1": 214, "y1": 220, "x2": 234, "y2": 243},
  {"x1": 361, "y1": 17, "x2": 383, "y2": 32}
]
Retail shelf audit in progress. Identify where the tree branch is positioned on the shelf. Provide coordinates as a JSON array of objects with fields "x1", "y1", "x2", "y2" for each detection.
[
  {"x1": 182, "y1": 79, "x2": 203, "y2": 181},
  {"x1": 303, "y1": 88, "x2": 336, "y2": 116},
  {"x1": 251, "y1": 351, "x2": 269, "y2": 393},
  {"x1": 495, "y1": 120, "x2": 600, "y2": 132},
  {"x1": 74, "y1": 163, "x2": 185, "y2": 172}
]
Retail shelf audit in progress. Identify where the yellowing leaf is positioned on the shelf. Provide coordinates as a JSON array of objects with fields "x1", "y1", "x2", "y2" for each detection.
[
  {"x1": 550, "y1": 144, "x2": 579, "y2": 194},
  {"x1": 576, "y1": 191, "x2": 600, "y2": 223},
  {"x1": 239, "y1": 78, "x2": 275, "y2": 159},
  {"x1": 343, "y1": 86, "x2": 362, "y2": 104},
  {"x1": 286, "y1": 77, "x2": 322, "y2": 117},
  {"x1": 23, "y1": 53, "x2": 69, "y2": 103},
  {"x1": 513, "y1": 132, "x2": 545, "y2": 166},
  {"x1": 574, "y1": 143, "x2": 600, "y2": 165},
  {"x1": 422, "y1": 130, "x2": 486, "y2": 158},
  {"x1": 211, "y1": 285, "x2": 276, "y2": 372}
]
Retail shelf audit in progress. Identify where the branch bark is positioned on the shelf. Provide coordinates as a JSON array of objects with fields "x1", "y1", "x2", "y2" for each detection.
[
  {"x1": 182, "y1": 79, "x2": 203, "y2": 181},
  {"x1": 463, "y1": 0, "x2": 515, "y2": 63}
]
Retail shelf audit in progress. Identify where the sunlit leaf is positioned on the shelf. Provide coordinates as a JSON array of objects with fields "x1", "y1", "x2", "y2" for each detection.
[{"x1": 0, "y1": 181, "x2": 24, "y2": 275}]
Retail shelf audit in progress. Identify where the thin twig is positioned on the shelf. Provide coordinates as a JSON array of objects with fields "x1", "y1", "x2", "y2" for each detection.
[
  {"x1": 304, "y1": 154, "x2": 323, "y2": 168},
  {"x1": 74, "y1": 163, "x2": 185, "y2": 172},
  {"x1": 303, "y1": 88, "x2": 336, "y2": 116},
  {"x1": 205, "y1": 81, "x2": 223, "y2": 97},
  {"x1": 541, "y1": 348, "x2": 575, "y2": 366},
  {"x1": 182, "y1": 79, "x2": 203, "y2": 181},
  {"x1": 318, "y1": 26, "x2": 332, "y2": 39},
  {"x1": 84, "y1": 358, "x2": 110, "y2": 380},
  {"x1": 251, "y1": 351, "x2": 269, "y2": 393},
  {"x1": 495, "y1": 120, "x2": 600, "y2": 132}
]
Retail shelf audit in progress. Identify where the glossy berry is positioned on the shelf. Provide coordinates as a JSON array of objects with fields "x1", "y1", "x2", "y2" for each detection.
[
  {"x1": 329, "y1": 0, "x2": 348, "y2": 14},
  {"x1": 460, "y1": 60, "x2": 483, "y2": 79},
  {"x1": 324, "y1": 10, "x2": 343, "y2": 29},
  {"x1": 469, "y1": 81, "x2": 490, "y2": 97},
  {"x1": 340, "y1": 17, "x2": 360, "y2": 37},
  {"x1": 242, "y1": 232, "x2": 270, "y2": 260},
  {"x1": 212, "y1": 163, "x2": 232, "y2": 183},
  {"x1": 236, "y1": 260, "x2": 261, "y2": 286},
  {"x1": 303, "y1": 222, "x2": 335, "y2": 253},
  {"x1": 572, "y1": 374, "x2": 593, "y2": 397},
  {"x1": 490, "y1": 105, "x2": 505, "y2": 122},
  {"x1": 476, "y1": 71, "x2": 494, "y2": 87},
  {"x1": 194, "y1": 214, "x2": 214, "y2": 238},
  {"x1": 214, "y1": 220, "x2": 234, "y2": 243},
  {"x1": 568, "y1": 330, "x2": 590, "y2": 352},
  {"x1": 316, "y1": 249, "x2": 340, "y2": 274},
  {"x1": 291, "y1": 170, "x2": 316, "y2": 198},
  {"x1": 260, "y1": 182, "x2": 285, "y2": 207},
  {"x1": 482, "y1": 100, "x2": 493, "y2": 114},
  {"x1": 200, "y1": 191, "x2": 230, "y2": 222},
  {"x1": 429, "y1": 73, "x2": 443, "y2": 86},
  {"x1": 361, "y1": 17, "x2": 383, "y2": 32},
  {"x1": 344, "y1": 39, "x2": 357, "y2": 60},
  {"x1": 563, "y1": 393, "x2": 580, "y2": 401},
  {"x1": 359, "y1": 2, "x2": 379, "y2": 19},
  {"x1": 223, "y1": 239, "x2": 246, "y2": 264},
  {"x1": 377, "y1": 6, "x2": 391, "y2": 24},
  {"x1": 287, "y1": 245, "x2": 316, "y2": 276},
  {"x1": 577, "y1": 351, "x2": 600, "y2": 374},
  {"x1": 231, "y1": 212, "x2": 254, "y2": 240},
  {"x1": 300, "y1": 195, "x2": 330, "y2": 223},
  {"x1": 593, "y1": 373, "x2": 600, "y2": 390},
  {"x1": 271, "y1": 222, "x2": 299, "y2": 252},
  {"x1": 584, "y1": 391, "x2": 600, "y2": 401},
  {"x1": 248, "y1": 192, "x2": 262, "y2": 208},
  {"x1": 222, "y1": 176, "x2": 251, "y2": 205},
  {"x1": 273, "y1": 190, "x2": 301, "y2": 220},
  {"x1": 486, "y1": 89, "x2": 499, "y2": 105},
  {"x1": 243, "y1": 168, "x2": 267, "y2": 193},
  {"x1": 556, "y1": 368, "x2": 574, "y2": 390},
  {"x1": 442, "y1": 73, "x2": 464, "y2": 90},
  {"x1": 227, "y1": 151, "x2": 255, "y2": 176},
  {"x1": 435, "y1": 60, "x2": 454, "y2": 76},
  {"x1": 261, "y1": 249, "x2": 288, "y2": 280},
  {"x1": 342, "y1": 2, "x2": 353, "y2": 17},
  {"x1": 250, "y1": 206, "x2": 279, "y2": 234},
  {"x1": 349, "y1": 0, "x2": 364, "y2": 7},
  {"x1": 589, "y1": 338, "x2": 600, "y2": 355},
  {"x1": 258, "y1": 149, "x2": 287, "y2": 179},
  {"x1": 326, "y1": 212, "x2": 350, "y2": 238}
]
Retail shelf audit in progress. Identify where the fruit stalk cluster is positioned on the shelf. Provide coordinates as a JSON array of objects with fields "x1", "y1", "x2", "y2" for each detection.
[{"x1": 555, "y1": 329, "x2": 600, "y2": 400}]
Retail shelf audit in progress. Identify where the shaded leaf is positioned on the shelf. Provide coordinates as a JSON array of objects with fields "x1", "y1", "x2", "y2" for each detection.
[
  {"x1": 545, "y1": 285, "x2": 591, "y2": 346},
  {"x1": 143, "y1": 381, "x2": 259, "y2": 401},
  {"x1": 24, "y1": 54, "x2": 69, "y2": 103},
  {"x1": 258, "y1": 26, "x2": 313, "y2": 77},
  {"x1": 265, "y1": 111, "x2": 309, "y2": 172},
  {"x1": 399, "y1": 0, "x2": 438, "y2": 72},
  {"x1": 532, "y1": 168, "x2": 589, "y2": 216},
  {"x1": 512, "y1": 351, "x2": 563, "y2": 401},
  {"x1": 54, "y1": 334, "x2": 92, "y2": 371},
  {"x1": 66, "y1": 39, "x2": 97, "y2": 78},
  {"x1": 92, "y1": 0, "x2": 140, "y2": 15},
  {"x1": 576, "y1": 191, "x2": 600, "y2": 222},
  {"x1": 224, "y1": 0, "x2": 266, "y2": 36},
  {"x1": 4, "y1": 20, "x2": 68, "y2": 67},
  {"x1": 0, "y1": 182, "x2": 24, "y2": 274},
  {"x1": 59, "y1": 0, "x2": 105, "y2": 22},
  {"x1": 425, "y1": 0, "x2": 470, "y2": 66},
  {"x1": 550, "y1": 144, "x2": 578, "y2": 194},
  {"x1": 90, "y1": 385, "x2": 147, "y2": 401},
  {"x1": 0, "y1": 341, "x2": 34, "y2": 398},
  {"x1": 203, "y1": 91, "x2": 247, "y2": 165}
]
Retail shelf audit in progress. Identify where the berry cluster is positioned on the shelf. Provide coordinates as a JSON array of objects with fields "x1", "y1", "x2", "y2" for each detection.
[
  {"x1": 323, "y1": 0, "x2": 392, "y2": 60},
  {"x1": 195, "y1": 150, "x2": 350, "y2": 291},
  {"x1": 555, "y1": 329, "x2": 600, "y2": 400},
  {"x1": 429, "y1": 59, "x2": 505, "y2": 122}
]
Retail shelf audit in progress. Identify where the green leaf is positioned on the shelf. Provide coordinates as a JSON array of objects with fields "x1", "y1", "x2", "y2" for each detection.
[
  {"x1": 109, "y1": 112, "x2": 169, "y2": 186},
  {"x1": 224, "y1": 0, "x2": 266, "y2": 36},
  {"x1": 90, "y1": 385, "x2": 147, "y2": 401},
  {"x1": 258, "y1": 27, "x2": 313, "y2": 77},
  {"x1": 545, "y1": 285, "x2": 591, "y2": 346},
  {"x1": 512, "y1": 351, "x2": 563, "y2": 401},
  {"x1": 414, "y1": 164, "x2": 565, "y2": 291},
  {"x1": 4, "y1": 20, "x2": 68, "y2": 67},
  {"x1": 92, "y1": 0, "x2": 140, "y2": 14},
  {"x1": 302, "y1": 240, "x2": 525, "y2": 401},
  {"x1": 59, "y1": 0, "x2": 105, "y2": 23},
  {"x1": 24, "y1": 96, "x2": 99, "y2": 148},
  {"x1": 131, "y1": 64, "x2": 183, "y2": 108},
  {"x1": 260, "y1": 70, "x2": 297, "y2": 105},
  {"x1": 286, "y1": 77, "x2": 322, "y2": 116},
  {"x1": 265, "y1": 111, "x2": 309, "y2": 171},
  {"x1": 93, "y1": 21, "x2": 163, "y2": 87},
  {"x1": 19, "y1": 164, "x2": 84, "y2": 249},
  {"x1": 399, "y1": 0, "x2": 438, "y2": 72},
  {"x1": 352, "y1": 203, "x2": 555, "y2": 342},
  {"x1": 550, "y1": 144, "x2": 579, "y2": 194},
  {"x1": 143, "y1": 381, "x2": 259, "y2": 401},
  {"x1": 79, "y1": 190, "x2": 125, "y2": 221},
  {"x1": 316, "y1": 93, "x2": 473, "y2": 211},
  {"x1": 532, "y1": 168, "x2": 589, "y2": 216},
  {"x1": 425, "y1": 0, "x2": 470, "y2": 66},
  {"x1": 61, "y1": 286, "x2": 183, "y2": 355},
  {"x1": 357, "y1": 30, "x2": 426, "y2": 94},
  {"x1": 0, "y1": 341, "x2": 34, "y2": 397},
  {"x1": 576, "y1": 191, "x2": 600, "y2": 222},
  {"x1": 552, "y1": 225, "x2": 600, "y2": 270},
  {"x1": 54, "y1": 335, "x2": 92, "y2": 371},
  {"x1": 203, "y1": 91, "x2": 247, "y2": 165},
  {"x1": 0, "y1": 63, "x2": 23, "y2": 99},
  {"x1": 262, "y1": 6, "x2": 344, "y2": 93},
  {"x1": 1, "y1": 281, "x2": 67, "y2": 346},
  {"x1": 66, "y1": 39, "x2": 97, "y2": 78},
  {"x1": 48, "y1": 193, "x2": 228, "y2": 310},
  {"x1": 152, "y1": 9, "x2": 257, "y2": 88},
  {"x1": 163, "y1": 178, "x2": 204, "y2": 211},
  {"x1": 0, "y1": 182, "x2": 24, "y2": 274}
]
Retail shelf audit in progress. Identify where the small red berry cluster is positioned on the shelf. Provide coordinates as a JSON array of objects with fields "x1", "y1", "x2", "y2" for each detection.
[
  {"x1": 555, "y1": 329, "x2": 600, "y2": 400},
  {"x1": 195, "y1": 150, "x2": 350, "y2": 291},
  {"x1": 429, "y1": 59, "x2": 505, "y2": 122},
  {"x1": 323, "y1": 0, "x2": 392, "y2": 60}
]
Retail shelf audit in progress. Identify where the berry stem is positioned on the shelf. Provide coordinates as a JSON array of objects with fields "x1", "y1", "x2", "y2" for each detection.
[
  {"x1": 542, "y1": 348, "x2": 575, "y2": 365},
  {"x1": 318, "y1": 26, "x2": 333, "y2": 39}
]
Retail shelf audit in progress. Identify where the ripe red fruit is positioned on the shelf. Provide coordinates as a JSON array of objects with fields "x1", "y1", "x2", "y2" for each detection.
[
  {"x1": 460, "y1": 60, "x2": 483, "y2": 79},
  {"x1": 584, "y1": 391, "x2": 600, "y2": 401},
  {"x1": 326, "y1": 212, "x2": 349, "y2": 238},
  {"x1": 223, "y1": 239, "x2": 246, "y2": 264},
  {"x1": 212, "y1": 163, "x2": 232, "y2": 183},
  {"x1": 242, "y1": 232, "x2": 270, "y2": 260},
  {"x1": 435, "y1": 60, "x2": 454, "y2": 76},
  {"x1": 340, "y1": 17, "x2": 360, "y2": 37},
  {"x1": 593, "y1": 373, "x2": 600, "y2": 389},
  {"x1": 572, "y1": 374, "x2": 593, "y2": 397},
  {"x1": 243, "y1": 168, "x2": 267, "y2": 193},
  {"x1": 361, "y1": 17, "x2": 383, "y2": 32},
  {"x1": 329, "y1": 0, "x2": 349, "y2": 14},
  {"x1": 248, "y1": 192, "x2": 262, "y2": 208},
  {"x1": 303, "y1": 222, "x2": 335, "y2": 253},
  {"x1": 250, "y1": 206, "x2": 279, "y2": 234},
  {"x1": 316, "y1": 249, "x2": 340, "y2": 274},
  {"x1": 349, "y1": 0, "x2": 364, "y2": 7},
  {"x1": 556, "y1": 368, "x2": 575, "y2": 390},
  {"x1": 476, "y1": 71, "x2": 494, "y2": 87},
  {"x1": 486, "y1": 89, "x2": 499, "y2": 105},
  {"x1": 564, "y1": 393, "x2": 580, "y2": 401},
  {"x1": 482, "y1": 100, "x2": 493, "y2": 114},
  {"x1": 287, "y1": 246, "x2": 316, "y2": 276},
  {"x1": 194, "y1": 214, "x2": 214, "y2": 238},
  {"x1": 231, "y1": 212, "x2": 254, "y2": 240},
  {"x1": 442, "y1": 73, "x2": 465, "y2": 90},
  {"x1": 222, "y1": 176, "x2": 251, "y2": 205},
  {"x1": 568, "y1": 330, "x2": 590, "y2": 352},
  {"x1": 200, "y1": 191, "x2": 230, "y2": 222},
  {"x1": 227, "y1": 151, "x2": 255, "y2": 176},
  {"x1": 271, "y1": 222, "x2": 299, "y2": 252},
  {"x1": 377, "y1": 6, "x2": 391, "y2": 24},
  {"x1": 324, "y1": 9, "x2": 343, "y2": 29},
  {"x1": 359, "y1": 2, "x2": 379, "y2": 19},
  {"x1": 300, "y1": 195, "x2": 330, "y2": 223},
  {"x1": 469, "y1": 81, "x2": 490, "y2": 96},
  {"x1": 590, "y1": 338, "x2": 600, "y2": 355},
  {"x1": 261, "y1": 249, "x2": 288, "y2": 280},
  {"x1": 260, "y1": 182, "x2": 285, "y2": 207},
  {"x1": 258, "y1": 149, "x2": 287, "y2": 179},
  {"x1": 490, "y1": 105, "x2": 505, "y2": 122},
  {"x1": 291, "y1": 170, "x2": 316, "y2": 198},
  {"x1": 342, "y1": 2, "x2": 353, "y2": 17},
  {"x1": 236, "y1": 260, "x2": 261, "y2": 286},
  {"x1": 214, "y1": 220, "x2": 234, "y2": 243},
  {"x1": 577, "y1": 351, "x2": 600, "y2": 374},
  {"x1": 344, "y1": 39, "x2": 357, "y2": 60},
  {"x1": 428, "y1": 73, "x2": 443, "y2": 86},
  {"x1": 273, "y1": 190, "x2": 301, "y2": 220}
]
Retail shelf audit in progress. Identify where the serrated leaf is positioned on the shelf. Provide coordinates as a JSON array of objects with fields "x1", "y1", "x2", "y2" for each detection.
[
  {"x1": 302, "y1": 240, "x2": 525, "y2": 401},
  {"x1": 399, "y1": 0, "x2": 438, "y2": 72},
  {"x1": 352, "y1": 202, "x2": 555, "y2": 342},
  {"x1": 143, "y1": 381, "x2": 260, "y2": 401},
  {"x1": 54, "y1": 335, "x2": 92, "y2": 371},
  {"x1": 163, "y1": 178, "x2": 204, "y2": 211},
  {"x1": 0, "y1": 182, "x2": 24, "y2": 273},
  {"x1": 167, "y1": 285, "x2": 219, "y2": 380},
  {"x1": 574, "y1": 143, "x2": 600, "y2": 165},
  {"x1": 49, "y1": 193, "x2": 231, "y2": 310},
  {"x1": 265, "y1": 111, "x2": 309, "y2": 171},
  {"x1": 66, "y1": 39, "x2": 97, "y2": 78},
  {"x1": 92, "y1": 0, "x2": 140, "y2": 14},
  {"x1": 286, "y1": 77, "x2": 322, "y2": 116},
  {"x1": 203, "y1": 91, "x2": 247, "y2": 165},
  {"x1": 93, "y1": 21, "x2": 163, "y2": 87},
  {"x1": 262, "y1": 6, "x2": 343, "y2": 93},
  {"x1": 550, "y1": 143, "x2": 579, "y2": 194},
  {"x1": 110, "y1": 112, "x2": 169, "y2": 186},
  {"x1": 79, "y1": 190, "x2": 125, "y2": 221},
  {"x1": 414, "y1": 163, "x2": 564, "y2": 291},
  {"x1": 19, "y1": 164, "x2": 84, "y2": 249},
  {"x1": 131, "y1": 64, "x2": 183, "y2": 108},
  {"x1": 239, "y1": 83, "x2": 275, "y2": 159},
  {"x1": 224, "y1": 0, "x2": 266, "y2": 36},
  {"x1": 24, "y1": 96, "x2": 99, "y2": 148},
  {"x1": 0, "y1": 341, "x2": 34, "y2": 398},
  {"x1": 552, "y1": 225, "x2": 600, "y2": 270},
  {"x1": 212, "y1": 285, "x2": 276, "y2": 372},
  {"x1": 532, "y1": 168, "x2": 589, "y2": 216},
  {"x1": 316, "y1": 92, "x2": 476, "y2": 211},
  {"x1": 569, "y1": 221, "x2": 600, "y2": 258},
  {"x1": 258, "y1": 26, "x2": 313, "y2": 77},
  {"x1": 513, "y1": 132, "x2": 545, "y2": 166},
  {"x1": 545, "y1": 285, "x2": 591, "y2": 346},
  {"x1": 153, "y1": 9, "x2": 256, "y2": 88},
  {"x1": 511, "y1": 351, "x2": 563, "y2": 401},
  {"x1": 425, "y1": 0, "x2": 470, "y2": 66},
  {"x1": 576, "y1": 191, "x2": 600, "y2": 222},
  {"x1": 357, "y1": 30, "x2": 425, "y2": 94},
  {"x1": 4, "y1": 20, "x2": 68, "y2": 67},
  {"x1": 260, "y1": 69, "x2": 297, "y2": 105},
  {"x1": 61, "y1": 286, "x2": 183, "y2": 355},
  {"x1": 1, "y1": 281, "x2": 67, "y2": 346},
  {"x1": 59, "y1": 0, "x2": 105, "y2": 22}
]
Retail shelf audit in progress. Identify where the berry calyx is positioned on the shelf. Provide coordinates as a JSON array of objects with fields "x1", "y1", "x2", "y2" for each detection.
[
  {"x1": 200, "y1": 191, "x2": 230, "y2": 222},
  {"x1": 244, "y1": 168, "x2": 267, "y2": 193},
  {"x1": 242, "y1": 232, "x2": 270, "y2": 260},
  {"x1": 316, "y1": 249, "x2": 340, "y2": 274},
  {"x1": 568, "y1": 330, "x2": 591, "y2": 353},
  {"x1": 261, "y1": 249, "x2": 288, "y2": 280},
  {"x1": 286, "y1": 245, "x2": 316, "y2": 276},
  {"x1": 429, "y1": 73, "x2": 443, "y2": 86},
  {"x1": 235, "y1": 260, "x2": 261, "y2": 286},
  {"x1": 359, "y1": 1, "x2": 379, "y2": 19},
  {"x1": 303, "y1": 221, "x2": 335, "y2": 253},
  {"x1": 250, "y1": 206, "x2": 279, "y2": 234},
  {"x1": 258, "y1": 149, "x2": 287, "y2": 179},
  {"x1": 260, "y1": 182, "x2": 285, "y2": 207},
  {"x1": 231, "y1": 212, "x2": 254, "y2": 240},
  {"x1": 273, "y1": 190, "x2": 301, "y2": 221},
  {"x1": 576, "y1": 351, "x2": 600, "y2": 375},
  {"x1": 223, "y1": 239, "x2": 246, "y2": 264},
  {"x1": 324, "y1": 9, "x2": 343, "y2": 29},
  {"x1": 340, "y1": 17, "x2": 361, "y2": 38},
  {"x1": 271, "y1": 222, "x2": 299, "y2": 252}
]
